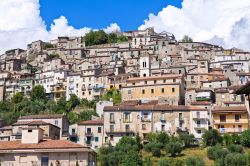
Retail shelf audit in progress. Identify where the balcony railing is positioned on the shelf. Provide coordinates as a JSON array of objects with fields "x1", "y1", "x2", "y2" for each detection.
[
  {"x1": 141, "y1": 118, "x2": 151, "y2": 122},
  {"x1": 193, "y1": 114, "x2": 208, "y2": 119},
  {"x1": 219, "y1": 128, "x2": 245, "y2": 133},
  {"x1": 85, "y1": 132, "x2": 93, "y2": 136}
]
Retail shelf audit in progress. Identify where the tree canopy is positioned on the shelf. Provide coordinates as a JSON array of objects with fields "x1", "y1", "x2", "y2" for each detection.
[
  {"x1": 84, "y1": 30, "x2": 128, "y2": 46},
  {"x1": 181, "y1": 35, "x2": 193, "y2": 42}
]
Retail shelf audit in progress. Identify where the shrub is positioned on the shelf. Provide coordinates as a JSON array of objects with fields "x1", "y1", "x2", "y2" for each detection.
[
  {"x1": 223, "y1": 133, "x2": 232, "y2": 145},
  {"x1": 227, "y1": 144, "x2": 243, "y2": 153},
  {"x1": 231, "y1": 133, "x2": 241, "y2": 144},
  {"x1": 207, "y1": 144, "x2": 229, "y2": 160},
  {"x1": 225, "y1": 153, "x2": 247, "y2": 166},
  {"x1": 185, "y1": 156, "x2": 205, "y2": 166},
  {"x1": 144, "y1": 142, "x2": 163, "y2": 152},
  {"x1": 241, "y1": 129, "x2": 250, "y2": 147},
  {"x1": 152, "y1": 147, "x2": 161, "y2": 157},
  {"x1": 165, "y1": 142, "x2": 182, "y2": 157}
]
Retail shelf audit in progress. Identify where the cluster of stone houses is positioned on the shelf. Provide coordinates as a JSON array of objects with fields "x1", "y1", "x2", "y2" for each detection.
[{"x1": 0, "y1": 27, "x2": 250, "y2": 164}]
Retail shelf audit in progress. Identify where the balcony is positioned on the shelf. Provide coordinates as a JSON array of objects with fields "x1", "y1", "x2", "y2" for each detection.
[
  {"x1": 85, "y1": 131, "x2": 93, "y2": 137},
  {"x1": 219, "y1": 128, "x2": 245, "y2": 133},
  {"x1": 193, "y1": 124, "x2": 207, "y2": 129},
  {"x1": 193, "y1": 114, "x2": 208, "y2": 120},
  {"x1": 86, "y1": 141, "x2": 92, "y2": 146},
  {"x1": 141, "y1": 118, "x2": 151, "y2": 122},
  {"x1": 105, "y1": 129, "x2": 135, "y2": 134}
]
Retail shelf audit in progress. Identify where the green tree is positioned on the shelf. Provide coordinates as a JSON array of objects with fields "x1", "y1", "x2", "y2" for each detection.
[
  {"x1": 181, "y1": 35, "x2": 193, "y2": 42},
  {"x1": 12, "y1": 92, "x2": 24, "y2": 104},
  {"x1": 224, "y1": 153, "x2": 247, "y2": 166},
  {"x1": 241, "y1": 129, "x2": 250, "y2": 147},
  {"x1": 101, "y1": 88, "x2": 121, "y2": 104},
  {"x1": 202, "y1": 129, "x2": 223, "y2": 146},
  {"x1": 84, "y1": 30, "x2": 108, "y2": 46},
  {"x1": 165, "y1": 142, "x2": 183, "y2": 157},
  {"x1": 179, "y1": 133, "x2": 194, "y2": 147},
  {"x1": 227, "y1": 144, "x2": 243, "y2": 153},
  {"x1": 223, "y1": 133, "x2": 232, "y2": 146},
  {"x1": 231, "y1": 133, "x2": 241, "y2": 144},
  {"x1": 30, "y1": 85, "x2": 47, "y2": 101},
  {"x1": 185, "y1": 156, "x2": 205, "y2": 166},
  {"x1": 67, "y1": 94, "x2": 80, "y2": 111},
  {"x1": 156, "y1": 132, "x2": 170, "y2": 145}
]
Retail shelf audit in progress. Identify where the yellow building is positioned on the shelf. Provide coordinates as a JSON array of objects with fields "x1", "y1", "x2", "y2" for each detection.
[
  {"x1": 51, "y1": 83, "x2": 66, "y2": 101},
  {"x1": 121, "y1": 74, "x2": 185, "y2": 105},
  {"x1": 212, "y1": 106, "x2": 249, "y2": 133}
]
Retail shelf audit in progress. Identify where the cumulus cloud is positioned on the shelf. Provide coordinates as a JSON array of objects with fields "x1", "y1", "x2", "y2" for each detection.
[
  {"x1": 0, "y1": 0, "x2": 120, "y2": 53},
  {"x1": 103, "y1": 23, "x2": 121, "y2": 33},
  {"x1": 139, "y1": 0, "x2": 250, "y2": 50}
]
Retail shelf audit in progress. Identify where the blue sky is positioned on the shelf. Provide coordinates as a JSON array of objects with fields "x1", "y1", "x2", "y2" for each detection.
[{"x1": 40, "y1": 0, "x2": 182, "y2": 31}]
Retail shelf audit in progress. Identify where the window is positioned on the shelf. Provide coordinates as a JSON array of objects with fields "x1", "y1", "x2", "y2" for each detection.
[
  {"x1": 220, "y1": 115, "x2": 226, "y2": 122},
  {"x1": 124, "y1": 112, "x2": 131, "y2": 122},
  {"x1": 143, "y1": 73, "x2": 146, "y2": 77},
  {"x1": 154, "y1": 80, "x2": 157, "y2": 84},
  {"x1": 19, "y1": 155, "x2": 27, "y2": 163},
  {"x1": 222, "y1": 95, "x2": 225, "y2": 99},
  {"x1": 142, "y1": 89, "x2": 145, "y2": 94},
  {"x1": 86, "y1": 128, "x2": 91, "y2": 134},
  {"x1": 110, "y1": 135, "x2": 114, "y2": 141},
  {"x1": 110, "y1": 125, "x2": 114, "y2": 132},
  {"x1": 235, "y1": 115, "x2": 241, "y2": 122},
  {"x1": 161, "y1": 125, "x2": 165, "y2": 131},
  {"x1": 110, "y1": 113, "x2": 115, "y2": 123},
  {"x1": 197, "y1": 130, "x2": 202, "y2": 134},
  {"x1": 179, "y1": 70, "x2": 181, "y2": 74},
  {"x1": 151, "y1": 89, "x2": 154, "y2": 94},
  {"x1": 144, "y1": 81, "x2": 147, "y2": 84},
  {"x1": 95, "y1": 137, "x2": 99, "y2": 142},
  {"x1": 55, "y1": 120, "x2": 58, "y2": 126},
  {"x1": 28, "y1": 130, "x2": 32, "y2": 133},
  {"x1": 161, "y1": 88, "x2": 165, "y2": 93},
  {"x1": 128, "y1": 90, "x2": 131, "y2": 95},
  {"x1": 163, "y1": 79, "x2": 166, "y2": 83},
  {"x1": 173, "y1": 78, "x2": 176, "y2": 82},
  {"x1": 98, "y1": 127, "x2": 102, "y2": 133},
  {"x1": 172, "y1": 88, "x2": 175, "y2": 93},
  {"x1": 125, "y1": 125, "x2": 130, "y2": 131},
  {"x1": 142, "y1": 124, "x2": 146, "y2": 130}
]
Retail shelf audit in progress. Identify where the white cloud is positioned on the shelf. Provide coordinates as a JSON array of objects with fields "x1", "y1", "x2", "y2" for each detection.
[
  {"x1": 103, "y1": 23, "x2": 121, "y2": 33},
  {"x1": 139, "y1": 0, "x2": 250, "y2": 50},
  {"x1": 0, "y1": 0, "x2": 121, "y2": 53}
]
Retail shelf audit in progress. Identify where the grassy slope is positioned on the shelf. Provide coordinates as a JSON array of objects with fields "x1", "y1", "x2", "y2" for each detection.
[{"x1": 141, "y1": 147, "x2": 214, "y2": 166}]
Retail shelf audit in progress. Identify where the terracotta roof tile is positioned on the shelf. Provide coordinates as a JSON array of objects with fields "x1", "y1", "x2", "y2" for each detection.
[
  {"x1": 212, "y1": 106, "x2": 247, "y2": 113},
  {"x1": 78, "y1": 119, "x2": 103, "y2": 125},
  {"x1": 0, "y1": 140, "x2": 89, "y2": 150}
]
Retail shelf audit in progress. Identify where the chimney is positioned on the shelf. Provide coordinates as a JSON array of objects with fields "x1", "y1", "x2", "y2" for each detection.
[{"x1": 21, "y1": 126, "x2": 44, "y2": 144}]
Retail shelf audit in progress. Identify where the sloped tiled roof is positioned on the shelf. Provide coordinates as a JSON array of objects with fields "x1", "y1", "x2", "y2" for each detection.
[
  {"x1": 0, "y1": 140, "x2": 93, "y2": 151},
  {"x1": 78, "y1": 119, "x2": 103, "y2": 125}
]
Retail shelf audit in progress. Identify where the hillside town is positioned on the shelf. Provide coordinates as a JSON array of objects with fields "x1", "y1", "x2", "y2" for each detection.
[{"x1": 0, "y1": 27, "x2": 250, "y2": 165}]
